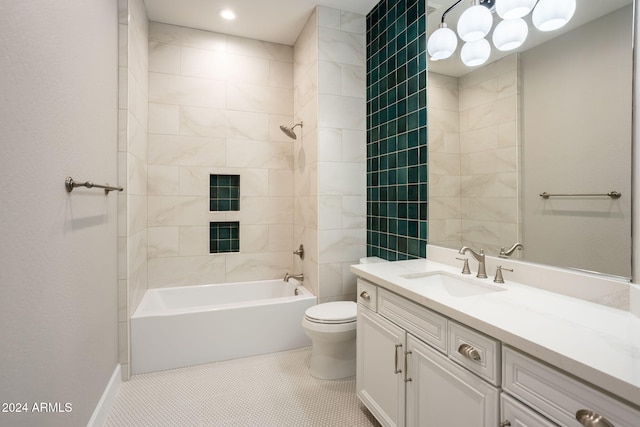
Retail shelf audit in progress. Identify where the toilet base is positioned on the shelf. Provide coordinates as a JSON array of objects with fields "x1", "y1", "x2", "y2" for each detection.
[{"x1": 308, "y1": 334, "x2": 356, "y2": 380}]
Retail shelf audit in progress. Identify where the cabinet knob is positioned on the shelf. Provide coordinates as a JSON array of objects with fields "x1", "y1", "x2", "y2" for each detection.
[
  {"x1": 457, "y1": 343, "x2": 482, "y2": 362},
  {"x1": 499, "y1": 421, "x2": 511, "y2": 427},
  {"x1": 575, "y1": 410, "x2": 614, "y2": 427},
  {"x1": 359, "y1": 291, "x2": 370, "y2": 301}
]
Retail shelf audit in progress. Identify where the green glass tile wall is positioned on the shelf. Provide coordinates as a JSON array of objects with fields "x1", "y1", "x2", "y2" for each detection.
[
  {"x1": 210, "y1": 174, "x2": 240, "y2": 211},
  {"x1": 366, "y1": 0, "x2": 428, "y2": 260},
  {"x1": 210, "y1": 222, "x2": 240, "y2": 254}
]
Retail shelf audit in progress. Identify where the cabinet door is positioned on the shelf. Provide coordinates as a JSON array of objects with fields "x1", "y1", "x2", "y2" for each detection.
[
  {"x1": 501, "y1": 394, "x2": 558, "y2": 427},
  {"x1": 405, "y1": 335, "x2": 499, "y2": 427},
  {"x1": 357, "y1": 308, "x2": 406, "y2": 427}
]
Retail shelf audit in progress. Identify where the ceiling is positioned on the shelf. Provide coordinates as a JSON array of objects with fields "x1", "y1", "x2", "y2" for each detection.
[{"x1": 143, "y1": 0, "x2": 379, "y2": 46}]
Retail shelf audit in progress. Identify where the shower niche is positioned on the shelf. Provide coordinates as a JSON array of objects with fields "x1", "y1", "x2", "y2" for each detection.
[{"x1": 210, "y1": 174, "x2": 240, "y2": 254}]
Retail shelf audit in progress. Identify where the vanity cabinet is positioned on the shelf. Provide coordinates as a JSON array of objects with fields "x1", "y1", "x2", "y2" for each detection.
[
  {"x1": 356, "y1": 306, "x2": 406, "y2": 427},
  {"x1": 356, "y1": 277, "x2": 640, "y2": 427},
  {"x1": 356, "y1": 279, "x2": 500, "y2": 427}
]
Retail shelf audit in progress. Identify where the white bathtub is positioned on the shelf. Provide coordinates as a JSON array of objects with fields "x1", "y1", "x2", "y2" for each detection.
[{"x1": 131, "y1": 279, "x2": 316, "y2": 374}]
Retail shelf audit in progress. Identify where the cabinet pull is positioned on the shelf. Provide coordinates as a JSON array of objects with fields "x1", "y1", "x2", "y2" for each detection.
[
  {"x1": 499, "y1": 421, "x2": 511, "y2": 427},
  {"x1": 394, "y1": 344, "x2": 402, "y2": 374},
  {"x1": 404, "y1": 351, "x2": 412, "y2": 382},
  {"x1": 458, "y1": 343, "x2": 482, "y2": 362},
  {"x1": 575, "y1": 410, "x2": 614, "y2": 427},
  {"x1": 359, "y1": 291, "x2": 370, "y2": 301}
]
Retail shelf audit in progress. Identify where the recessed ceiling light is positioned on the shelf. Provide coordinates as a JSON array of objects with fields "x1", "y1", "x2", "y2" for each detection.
[{"x1": 219, "y1": 9, "x2": 236, "y2": 20}]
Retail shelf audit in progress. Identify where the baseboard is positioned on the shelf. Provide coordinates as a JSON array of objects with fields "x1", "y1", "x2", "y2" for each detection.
[{"x1": 87, "y1": 364, "x2": 122, "y2": 427}]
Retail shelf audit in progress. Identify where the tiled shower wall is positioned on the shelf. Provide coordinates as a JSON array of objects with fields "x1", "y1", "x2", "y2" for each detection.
[
  {"x1": 146, "y1": 23, "x2": 296, "y2": 288},
  {"x1": 428, "y1": 55, "x2": 520, "y2": 254},
  {"x1": 294, "y1": 7, "x2": 367, "y2": 302},
  {"x1": 366, "y1": 0, "x2": 428, "y2": 260},
  {"x1": 118, "y1": 0, "x2": 148, "y2": 380}
]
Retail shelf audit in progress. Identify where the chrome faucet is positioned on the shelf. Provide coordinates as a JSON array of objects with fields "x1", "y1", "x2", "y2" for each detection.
[
  {"x1": 499, "y1": 242, "x2": 524, "y2": 258},
  {"x1": 458, "y1": 246, "x2": 487, "y2": 278},
  {"x1": 284, "y1": 272, "x2": 304, "y2": 282}
]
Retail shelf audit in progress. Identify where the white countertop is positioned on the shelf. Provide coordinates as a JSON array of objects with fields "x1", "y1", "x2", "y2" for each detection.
[{"x1": 350, "y1": 258, "x2": 640, "y2": 407}]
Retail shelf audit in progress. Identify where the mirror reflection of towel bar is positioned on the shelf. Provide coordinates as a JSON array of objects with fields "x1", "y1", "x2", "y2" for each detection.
[
  {"x1": 539, "y1": 191, "x2": 621, "y2": 199},
  {"x1": 65, "y1": 176, "x2": 123, "y2": 195}
]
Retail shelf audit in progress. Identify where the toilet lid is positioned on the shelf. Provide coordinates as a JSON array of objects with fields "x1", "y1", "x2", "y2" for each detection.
[{"x1": 305, "y1": 301, "x2": 357, "y2": 324}]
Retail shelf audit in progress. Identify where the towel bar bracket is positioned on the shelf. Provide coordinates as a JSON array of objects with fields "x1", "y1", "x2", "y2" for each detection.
[{"x1": 65, "y1": 176, "x2": 123, "y2": 195}]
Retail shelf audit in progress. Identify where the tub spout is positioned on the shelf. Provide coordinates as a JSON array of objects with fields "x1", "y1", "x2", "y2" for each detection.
[{"x1": 284, "y1": 273, "x2": 304, "y2": 282}]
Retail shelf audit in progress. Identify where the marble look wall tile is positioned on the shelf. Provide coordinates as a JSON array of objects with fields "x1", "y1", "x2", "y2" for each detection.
[
  {"x1": 180, "y1": 47, "x2": 229, "y2": 80},
  {"x1": 226, "y1": 54, "x2": 271, "y2": 86},
  {"x1": 294, "y1": 196, "x2": 318, "y2": 230},
  {"x1": 269, "y1": 224, "x2": 294, "y2": 251},
  {"x1": 460, "y1": 126, "x2": 499, "y2": 154},
  {"x1": 428, "y1": 175, "x2": 461, "y2": 198},
  {"x1": 269, "y1": 60, "x2": 294, "y2": 89},
  {"x1": 149, "y1": 22, "x2": 227, "y2": 51},
  {"x1": 148, "y1": 103, "x2": 179, "y2": 135},
  {"x1": 318, "y1": 61, "x2": 341, "y2": 96},
  {"x1": 119, "y1": 24, "x2": 128, "y2": 67},
  {"x1": 149, "y1": 42, "x2": 180, "y2": 74},
  {"x1": 459, "y1": 77, "x2": 498, "y2": 111},
  {"x1": 318, "y1": 162, "x2": 366, "y2": 196},
  {"x1": 459, "y1": 54, "x2": 517, "y2": 89},
  {"x1": 318, "y1": 229, "x2": 366, "y2": 264},
  {"x1": 341, "y1": 11, "x2": 366, "y2": 35},
  {"x1": 318, "y1": 127, "x2": 342, "y2": 162},
  {"x1": 239, "y1": 197, "x2": 293, "y2": 225},
  {"x1": 148, "y1": 134, "x2": 226, "y2": 166},
  {"x1": 318, "y1": 7, "x2": 341, "y2": 29},
  {"x1": 227, "y1": 37, "x2": 293, "y2": 63},
  {"x1": 318, "y1": 196, "x2": 343, "y2": 229},
  {"x1": 342, "y1": 129, "x2": 366, "y2": 162},
  {"x1": 498, "y1": 69, "x2": 517, "y2": 99},
  {"x1": 180, "y1": 107, "x2": 269, "y2": 140},
  {"x1": 127, "y1": 152, "x2": 147, "y2": 196},
  {"x1": 226, "y1": 83, "x2": 293, "y2": 115},
  {"x1": 268, "y1": 169, "x2": 294, "y2": 196},
  {"x1": 461, "y1": 197, "x2": 518, "y2": 222},
  {"x1": 342, "y1": 196, "x2": 366, "y2": 229},
  {"x1": 318, "y1": 94, "x2": 365, "y2": 130},
  {"x1": 225, "y1": 252, "x2": 293, "y2": 283},
  {"x1": 341, "y1": 64, "x2": 366, "y2": 98},
  {"x1": 240, "y1": 224, "x2": 270, "y2": 252},
  {"x1": 147, "y1": 165, "x2": 179, "y2": 195},
  {"x1": 429, "y1": 108, "x2": 459, "y2": 134},
  {"x1": 148, "y1": 196, "x2": 209, "y2": 226},
  {"x1": 319, "y1": 262, "x2": 344, "y2": 299},
  {"x1": 295, "y1": 63, "x2": 318, "y2": 109},
  {"x1": 148, "y1": 226, "x2": 179, "y2": 257},
  {"x1": 461, "y1": 95, "x2": 517, "y2": 132},
  {"x1": 463, "y1": 147, "x2": 517, "y2": 175},
  {"x1": 319, "y1": 28, "x2": 365, "y2": 67},
  {"x1": 179, "y1": 226, "x2": 209, "y2": 256},
  {"x1": 226, "y1": 139, "x2": 293, "y2": 169},
  {"x1": 149, "y1": 73, "x2": 226, "y2": 109},
  {"x1": 460, "y1": 219, "x2": 501, "y2": 247},
  {"x1": 429, "y1": 197, "x2": 461, "y2": 220},
  {"x1": 127, "y1": 194, "x2": 147, "y2": 235},
  {"x1": 428, "y1": 152, "x2": 461, "y2": 176},
  {"x1": 148, "y1": 255, "x2": 227, "y2": 288}
]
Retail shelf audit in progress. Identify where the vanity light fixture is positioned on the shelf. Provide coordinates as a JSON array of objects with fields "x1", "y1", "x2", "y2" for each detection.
[
  {"x1": 218, "y1": 8, "x2": 236, "y2": 20},
  {"x1": 427, "y1": 0, "x2": 577, "y2": 67}
]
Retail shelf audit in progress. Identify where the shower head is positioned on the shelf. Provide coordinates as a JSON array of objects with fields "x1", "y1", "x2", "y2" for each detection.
[{"x1": 279, "y1": 122, "x2": 303, "y2": 140}]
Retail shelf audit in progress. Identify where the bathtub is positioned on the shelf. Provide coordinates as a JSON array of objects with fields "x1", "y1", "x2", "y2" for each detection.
[{"x1": 131, "y1": 279, "x2": 316, "y2": 374}]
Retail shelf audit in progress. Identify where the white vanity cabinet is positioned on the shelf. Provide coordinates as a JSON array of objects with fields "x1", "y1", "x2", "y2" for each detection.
[
  {"x1": 356, "y1": 279, "x2": 500, "y2": 427},
  {"x1": 501, "y1": 394, "x2": 557, "y2": 427}
]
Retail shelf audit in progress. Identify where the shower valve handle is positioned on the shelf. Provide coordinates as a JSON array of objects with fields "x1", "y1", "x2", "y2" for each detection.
[{"x1": 293, "y1": 244, "x2": 304, "y2": 260}]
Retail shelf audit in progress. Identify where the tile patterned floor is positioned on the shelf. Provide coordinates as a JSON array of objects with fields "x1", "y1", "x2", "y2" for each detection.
[{"x1": 105, "y1": 347, "x2": 381, "y2": 427}]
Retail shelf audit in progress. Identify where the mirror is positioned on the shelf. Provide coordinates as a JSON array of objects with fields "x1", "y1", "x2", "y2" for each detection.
[{"x1": 427, "y1": 0, "x2": 633, "y2": 278}]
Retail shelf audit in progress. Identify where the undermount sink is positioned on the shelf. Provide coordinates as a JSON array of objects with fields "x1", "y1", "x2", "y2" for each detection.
[{"x1": 399, "y1": 272, "x2": 505, "y2": 297}]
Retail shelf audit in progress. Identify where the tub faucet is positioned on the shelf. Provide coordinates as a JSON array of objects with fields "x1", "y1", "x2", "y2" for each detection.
[
  {"x1": 284, "y1": 273, "x2": 304, "y2": 282},
  {"x1": 499, "y1": 242, "x2": 524, "y2": 258},
  {"x1": 458, "y1": 246, "x2": 487, "y2": 279}
]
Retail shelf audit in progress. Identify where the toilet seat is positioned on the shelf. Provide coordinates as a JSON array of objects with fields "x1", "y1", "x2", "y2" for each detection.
[{"x1": 304, "y1": 301, "x2": 356, "y2": 324}]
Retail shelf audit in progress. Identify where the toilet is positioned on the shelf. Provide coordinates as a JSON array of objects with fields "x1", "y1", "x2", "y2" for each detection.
[
  {"x1": 302, "y1": 256, "x2": 387, "y2": 380},
  {"x1": 302, "y1": 301, "x2": 357, "y2": 379}
]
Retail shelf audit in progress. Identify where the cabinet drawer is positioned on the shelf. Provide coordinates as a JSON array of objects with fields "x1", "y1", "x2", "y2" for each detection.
[
  {"x1": 448, "y1": 321, "x2": 501, "y2": 386},
  {"x1": 503, "y1": 346, "x2": 640, "y2": 427},
  {"x1": 501, "y1": 394, "x2": 557, "y2": 427},
  {"x1": 357, "y1": 278, "x2": 377, "y2": 311},
  {"x1": 378, "y1": 288, "x2": 448, "y2": 353}
]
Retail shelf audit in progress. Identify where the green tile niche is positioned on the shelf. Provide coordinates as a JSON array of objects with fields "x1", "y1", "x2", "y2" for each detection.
[
  {"x1": 366, "y1": 0, "x2": 428, "y2": 261},
  {"x1": 209, "y1": 222, "x2": 240, "y2": 254},
  {"x1": 210, "y1": 174, "x2": 240, "y2": 211}
]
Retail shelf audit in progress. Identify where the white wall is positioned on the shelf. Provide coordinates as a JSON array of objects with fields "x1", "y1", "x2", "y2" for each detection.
[{"x1": 0, "y1": 0, "x2": 119, "y2": 425}]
